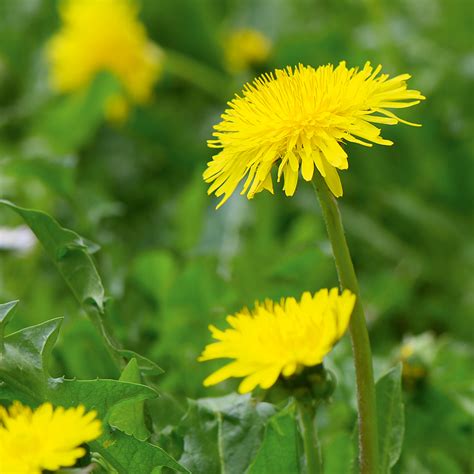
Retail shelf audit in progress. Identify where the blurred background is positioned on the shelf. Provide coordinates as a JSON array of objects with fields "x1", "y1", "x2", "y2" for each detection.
[{"x1": 0, "y1": 0, "x2": 472, "y2": 472}]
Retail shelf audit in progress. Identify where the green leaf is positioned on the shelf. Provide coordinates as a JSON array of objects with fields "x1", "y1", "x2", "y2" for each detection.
[
  {"x1": 0, "y1": 201, "x2": 164, "y2": 376},
  {"x1": 0, "y1": 156, "x2": 76, "y2": 197},
  {"x1": 0, "y1": 312, "x2": 186, "y2": 473},
  {"x1": 0, "y1": 316, "x2": 62, "y2": 402},
  {"x1": 247, "y1": 402, "x2": 300, "y2": 474},
  {"x1": 323, "y1": 433, "x2": 354, "y2": 474},
  {"x1": 0, "y1": 200, "x2": 104, "y2": 312},
  {"x1": 50, "y1": 380, "x2": 186, "y2": 473},
  {"x1": 117, "y1": 349, "x2": 164, "y2": 376},
  {"x1": 376, "y1": 364, "x2": 405, "y2": 474},
  {"x1": 97, "y1": 430, "x2": 188, "y2": 473},
  {"x1": 131, "y1": 250, "x2": 177, "y2": 304},
  {"x1": 109, "y1": 358, "x2": 150, "y2": 441},
  {"x1": 177, "y1": 394, "x2": 276, "y2": 474},
  {"x1": 34, "y1": 72, "x2": 122, "y2": 153},
  {"x1": 0, "y1": 300, "x2": 18, "y2": 340}
]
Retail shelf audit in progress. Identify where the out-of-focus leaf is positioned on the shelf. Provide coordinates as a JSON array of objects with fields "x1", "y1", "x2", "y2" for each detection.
[
  {"x1": 341, "y1": 204, "x2": 412, "y2": 262},
  {"x1": 0, "y1": 201, "x2": 163, "y2": 375},
  {"x1": 33, "y1": 72, "x2": 121, "y2": 153},
  {"x1": 131, "y1": 250, "x2": 177, "y2": 304},
  {"x1": 247, "y1": 402, "x2": 300, "y2": 474},
  {"x1": 376, "y1": 364, "x2": 404, "y2": 473},
  {"x1": 0, "y1": 155, "x2": 76, "y2": 197},
  {"x1": 0, "y1": 200, "x2": 104, "y2": 311},
  {"x1": 174, "y1": 170, "x2": 207, "y2": 253}
]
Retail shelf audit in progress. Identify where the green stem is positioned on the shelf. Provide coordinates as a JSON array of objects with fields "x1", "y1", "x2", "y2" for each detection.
[
  {"x1": 311, "y1": 173, "x2": 379, "y2": 474},
  {"x1": 163, "y1": 49, "x2": 231, "y2": 101},
  {"x1": 297, "y1": 400, "x2": 322, "y2": 474}
]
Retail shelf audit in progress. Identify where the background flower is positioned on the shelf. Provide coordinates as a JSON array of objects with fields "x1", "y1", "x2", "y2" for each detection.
[
  {"x1": 47, "y1": 0, "x2": 162, "y2": 120},
  {"x1": 224, "y1": 28, "x2": 271, "y2": 73},
  {"x1": 199, "y1": 289, "x2": 355, "y2": 393}
]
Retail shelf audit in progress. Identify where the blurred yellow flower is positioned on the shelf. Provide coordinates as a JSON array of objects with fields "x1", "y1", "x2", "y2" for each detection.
[
  {"x1": 225, "y1": 28, "x2": 271, "y2": 73},
  {"x1": 205, "y1": 62, "x2": 425, "y2": 207},
  {"x1": 47, "y1": 0, "x2": 162, "y2": 118},
  {"x1": 0, "y1": 401, "x2": 101, "y2": 474},
  {"x1": 199, "y1": 289, "x2": 355, "y2": 393}
]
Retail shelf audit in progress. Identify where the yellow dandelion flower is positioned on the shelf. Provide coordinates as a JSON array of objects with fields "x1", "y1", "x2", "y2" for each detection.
[
  {"x1": 0, "y1": 401, "x2": 101, "y2": 474},
  {"x1": 205, "y1": 62, "x2": 425, "y2": 208},
  {"x1": 199, "y1": 288, "x2": 355, "y2": 394},
  {"x1": 47, "y1": 0, "x2": 162, "y2": 117},
  {"x1": 225, "y1": 28, "x2": 271, "y2": 73}
]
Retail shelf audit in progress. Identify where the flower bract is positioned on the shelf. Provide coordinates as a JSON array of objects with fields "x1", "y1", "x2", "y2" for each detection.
[
  {"x1": 204, "y1": 62, "x2": 425, "y2": 207},
  {"x1": 0, "y1": 401, "x2": 101, "y2": 474},
  {"x1": 47, "y1": 0, "x2": 162, "y2": 120},
  {"x1": 199, "y1": 288, "x2": 355, "y2": 393}
]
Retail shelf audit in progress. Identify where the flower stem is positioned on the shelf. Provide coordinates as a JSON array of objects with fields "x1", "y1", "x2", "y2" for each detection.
[
  {"x1": 297, "y1": 399, "x2": 322, "y2": 474},
  {"x1": 311, "y1": 173, "x2": 379, "y2": 474}
]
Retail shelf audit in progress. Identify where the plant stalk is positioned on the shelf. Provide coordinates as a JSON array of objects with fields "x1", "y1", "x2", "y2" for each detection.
[
  {"x1": 297, "y1": 399, "x2": 322, "y2": 474},
  {"x1": 311, "y1": 173, "x2": 379, "y2": 474}
]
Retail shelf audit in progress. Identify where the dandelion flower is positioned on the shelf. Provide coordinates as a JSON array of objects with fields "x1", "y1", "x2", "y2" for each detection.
[
  {"x1": 47, "y1": 0, "x2": 162, "y2": 120},
  {"x1": 225, "y1": 28, "x2": 271, "y2": 73},
  {"x1": 199, "y1": 288, "x2": 355, "y2": 393},
  {"x1": 0, "y1": 401, "x2": 101, "y2": 473},
  {"x1": 205, "y1": 62, "x2": 425, "y2": 207}
]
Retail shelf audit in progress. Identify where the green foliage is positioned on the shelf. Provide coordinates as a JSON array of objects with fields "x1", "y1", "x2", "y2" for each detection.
[
  {"x1": 0, "y1": 0, "x2": 472, "y2": 472},
  {"x1": 34, "y1": 72, "x2": 122, "y2": 154},
  {"x1": 376, "y1": 365, "x2": 404, "y2": 474},
  {"x1": 247, "y1": 402, "x2": 300, "y2": 474},
  {"x1": 0, "y1": 305, "x2": 186, "y2": 473},
  {"x1": 176, "y1": 394, "x2": 276, "y2": 473},
  {"x1": 0, "y1": 200, "x2": 105, "y2": 311}
]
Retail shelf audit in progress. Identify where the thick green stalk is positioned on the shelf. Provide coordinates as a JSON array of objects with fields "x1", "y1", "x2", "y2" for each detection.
[
  {"x1": 312, "y1": 173, "x2": 379, "y2": 474},
  {"x1": 297, "y1": 400, "x2": 321, "y2": 474}
]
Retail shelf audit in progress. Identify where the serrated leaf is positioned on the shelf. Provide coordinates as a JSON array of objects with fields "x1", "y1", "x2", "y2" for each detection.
[
  {"x1": 377, "y1": 364, "x2": 405, "y2": 473},
  {"x1": 0, "y1": 316, "x2": 62, "y2": 402},
  {"x1": 0, "y1": 201, "x2": 164, "y2": 376},
  {"x1": 97, "y1": 429, "x2": 188, "y2": 473},
  {"x1": 0, "y1": 200, "x2": 104, "y2": 312},
  {"x1": 247, "y1": 402, "x2": 300, "y2": 474},
  {"x1": 109, "y1": 358, "x2": 150, "y2": 441},
  {"x1": 177, "y1": 394, "x2": 276, "y2": 474},
  {"x1": 48, "y1": 378, "x2": 158, "y2": 421},
  {"x1": 0, "y1": 313, "x2": 185, "y2": 473},
  {"x1": 50, "y1": 379, "x2": 186, "y2": 473}
]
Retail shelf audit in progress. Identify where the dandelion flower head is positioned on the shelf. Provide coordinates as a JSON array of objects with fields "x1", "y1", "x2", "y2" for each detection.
[
  {"x1": 0, "y1": 401, "x2": 101, "y2": 474},
  {"x1": 199, "y1": 288, "x2": 355, "y2": 393},
  {"x1": 205, "y1": 62, "x2": 425, "y2": 207},
  {"x1": 225, "y1": 28, "x2": 271, "y2": 73},
  {"x1": 47, "y1": 0, "x2": 162, "y2": 120}
]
